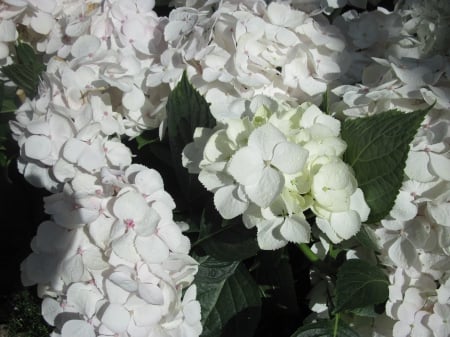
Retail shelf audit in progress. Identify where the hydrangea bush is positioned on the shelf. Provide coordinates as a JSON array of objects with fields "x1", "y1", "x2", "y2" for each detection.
[{"x1": 0, "y1": 0, "x2": 449, "y2": 336}]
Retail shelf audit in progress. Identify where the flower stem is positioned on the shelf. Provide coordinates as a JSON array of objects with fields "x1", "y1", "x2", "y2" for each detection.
[
  {"x1": 298, "y1": 243, "x2": 320, "y2": 263},
  {"x1": 333, "y1": 313, "x2": 340, "y2": 337}
]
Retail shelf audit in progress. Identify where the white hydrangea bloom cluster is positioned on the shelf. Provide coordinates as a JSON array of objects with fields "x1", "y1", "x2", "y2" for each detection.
[
  {"x1": 8, "y1": 0, "x2": 173, "y2": 192},
  {"x1": 2, "y1": 2, "x2": 202, "y2": 336},
  {"x1": 326, "y1": 2, "x2": 450, "y2": 336},
  {"x1": 2, "y1": 0, "x2": 450, "y2": 336},
  {"x1": 21, "y1": 164, "x2": 201, "y2": 337},
  {"x1": 183, "y1": 96, "x2": 370, "y2": 250},
  {"x1": 148, "y1": 0, "x2": 351, "y2": 120}
]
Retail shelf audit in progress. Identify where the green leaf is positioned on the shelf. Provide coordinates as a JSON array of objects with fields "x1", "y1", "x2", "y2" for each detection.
[
  {"x1": 196, "y1": 204, "x2": 259, "y2": 261},
  {"x1": 341, "y1": 108, "x2": 428, "y2": 223},
  {"x1": 1, "y1": 42, "x2": 44, "y2": 98},
  {"x1": 195, "y1": 256, "x2": 261, "y2": 337},
  {"x1": 320, "y1": 89, "x2": 330, "y2": 115},
  {"x1": 291, "y1": 319, "x2": 360, "y2": 337},
  {"x1": 0, "y1": 81, "x2": 19, "y2": 113},
  {"x1": 134, "y1": 129, "x2": 158, "y2": 150},
  {"x1": 166, "y1": 72, "x2": 216, "y2": 202},
  {"x1": 334, "y1": 259, "x2": 389, "y2": 313},
  {"x1": 349, "y1": 303, "x2": 384, "y2": 318},
  {"x1": 16, "y1": 43, "x2": 39, "y2": 66},
  {"x1": 354, "y1": 226, "x2": 379, "y2": 251}
]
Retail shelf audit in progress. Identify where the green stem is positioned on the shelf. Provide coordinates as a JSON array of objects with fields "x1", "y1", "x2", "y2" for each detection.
[
  {"x1": 333, "y1": 313, "x2": 340, "y2": 337},
  {"x1": 298, "y1": 243, "x2": 320, "y2": 263}
]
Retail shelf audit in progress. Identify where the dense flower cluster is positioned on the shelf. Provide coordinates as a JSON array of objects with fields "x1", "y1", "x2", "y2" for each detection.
[
  {"x1": 149, "y1": 1, "x2": 351, "y2": 120},
  {"x1": 183, "y1": 97, "x2": 370, "y2": 249},
  {"x1": 2, "y1": 0, "x2": 450, "y2": 336},
  {"x1": 3, "y1": 1, "x2": 202, "y2": 336},
  {"x1": 22, "y1": 165, "x2": 200, "y2": 337}
]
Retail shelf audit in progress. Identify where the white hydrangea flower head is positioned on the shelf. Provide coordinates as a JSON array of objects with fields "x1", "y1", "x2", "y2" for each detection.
[
  {"x1": 147, "y1": 0, "x2": 352, "y2": 121},
  {"x1": 184, "y1": 96, "x2": 368, "y2": 249},
  {"x1": 21, "y1": 163, "x2": 201, "y2": 337},
  {"x1": 397, "y1": 0, "x2": 450, "y2": 57}
]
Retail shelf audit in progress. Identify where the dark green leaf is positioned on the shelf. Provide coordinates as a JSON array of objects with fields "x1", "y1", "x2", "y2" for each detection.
[
  {"x1": 166, "y1": 71, "x2": 216, "y2": 202},
  {"x1": 195, "y1": 256, "x2": 261, "y2": 337},
  {"x1": 197, "y1": 205, "x2": 259, "y2": 261},
  {"x1": 349, "y1": 303, "x2": 384, "y2": 318},
  {"x1": 320, "y1": 89, "x2": 330, "y2": 115},
  {"x1": 0, "y1": 82, "x2": 18, "y2": 113},
  {"x1": 16, "y1": 43, "x2": 38, "y2": 66},
  {"x1": 291, "y1": 319, "x2": 360, "y2": 337},
  {"x1": 1, "y1": 42, "x2": 44, "y2": 98},
  {"x1": 341, "y1": 108, "x2": 428, "y2": 223},
  {"x1": 334, "y1": 259, "x2": 389, "y2": 313},
  {"x1": 354, "y1": 226, "x2": 378, "y2": 251},
  {"x1": 135, "y1": 131, "x2": 158, "y2": 150},
  {"x1": 2, "y1": 64, "x2": 38, "y2": 97}
]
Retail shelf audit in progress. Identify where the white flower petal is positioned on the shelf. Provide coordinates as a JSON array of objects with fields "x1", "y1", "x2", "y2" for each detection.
[
  {"x1": 71, "y1": 35, "x2": 101, "y2": 58},
  {"x1": 405, "y1": 151, "x2": 435, "y2": 182},
  {"x1": 280, "y1": 215, "x2": 311, "y2": 243},
  {"x1": 245, "y1": 167, "x2": 283, "y2": 208},
  {"x1": 24, "y1": 135, "x2": 52, "y2": 160},
  {"x1": 112, "y1": 231, "x2": 139, "y2": 263},
  {"x1": 388, "y1": 237, "x2": 417, "y2": 268},
  {"x1": 248, "y1": 124, "x2": 286, "y2": 161},
  {"x1": 271, "y1": 142, "x2": 308, "y2": 174},
  {"x1": 122, "y1": 86, "x2": 145, "y2": 111},
  {"x1": 42, "y1": 298, "x2": 62, "y2": 326},
  {"x1": 135, "y1": 235, "x2": 169, "y2": 264},
  {"x1": 61, "y1": 320, "x2": 95, "y2": 337},
  {"x1": 109, "y1": 269, "x2": 138, "y2": 293},
  {"x1": 101, "y1": 303, "x2": 130, "y2": 333},
  {"x1": 138, "y1": 283, "x2": 164, "y2": 305},
  {"x1": 214, "y1": 185, "x2": 249, "y2": 219},
  {"x1": 429, "y1": 152, "x2": 450, "y2": 181},
  {"x1": 30, "y1": 12, "x2": 54, "y2": 35},
  {"x1": 61, "y1": 254, "x2": 85, "y2": 284},
  {"x1": 315, "y1": 217, "x2": 341, "y2": 243},
  {"x1": 330, "y1": 210, "x2": 361, "y2": 241},
  {"x1": 350, "y1": 188, "x2": 370, "y2": 222},
  {"x1": 227, "y1": 147, "x2": 264, "y2": 186},
  {"x1": 113, "y1": 189, "x2": 148, "y2": 222},
  {"x1": 256, "y1": 219, "x2": 287, "y2": 250},
  {"x1": 132, "y1": 302, "x2": 162, "y2": 326}
]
